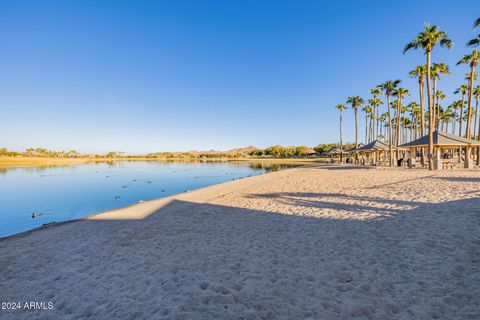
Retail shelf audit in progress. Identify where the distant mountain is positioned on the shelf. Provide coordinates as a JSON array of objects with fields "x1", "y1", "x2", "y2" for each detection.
[
  {"x1": 168, "y1": 146, "x2": 259, "y2": 156},
  {"x1": 226, "y1": 146, "x2": 259, "y2": 154}
]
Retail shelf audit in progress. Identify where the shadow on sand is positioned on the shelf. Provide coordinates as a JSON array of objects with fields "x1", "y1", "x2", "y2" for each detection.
[
  {"x1": 432, "y1": 176, "x2": 480, "y2": 183},
  {"x1": 1, "y1": 193, "x2": 479, "y2": 319}
]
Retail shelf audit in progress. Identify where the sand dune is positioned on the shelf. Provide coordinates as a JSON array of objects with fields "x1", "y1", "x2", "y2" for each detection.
[{"x1": 1, "y1": 165, "x2": 479, "y2": 319}]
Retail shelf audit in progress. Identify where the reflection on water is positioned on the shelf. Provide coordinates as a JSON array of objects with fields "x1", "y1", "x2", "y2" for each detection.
[{"x1": 0, "y1": 161, "x2": 302, "y2": 237}]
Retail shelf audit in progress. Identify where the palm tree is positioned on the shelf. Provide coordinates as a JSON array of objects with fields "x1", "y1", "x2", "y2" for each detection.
[
  {"x1": 362, "y1": 105, "x2": 372, "y2": 143},
  {"x1": 409, "y1": 101, "x2": 421, "y2": 139},
  {"x1": 457, "y1": 50, "x2": 479, "y2": 139},
  {"x1": 435, "y1": 90, "x2": 446, "y2": 129},
  {"x1": 404, "y1": 24, "x2": 452, "y2": 170},
  {"x1": 451, "y1": 100, "x2": 462, "y2": 135},
  {"x1": 430, "y1": 63, "x2": 450, "y2": 128},
  {"x1": 474, "y1": 86, "x2": 480, "y2": 140},
  {"x1": 393, "y1": 88, "x2": 409, "y2": 148},
  {"x1": 469, "y1": 35, "x2": 480, "y2": 48},
  {"x1": 335, "y1": 104, "x2": 347, "y2": 163},
  {"x1": 379, "y1": 80, "x2": 400, "y2": 166},
  {"x1": 368, "y1": 97, "x2": 382, "y2": 140},
  {"x1": 454, "y1": 84, "x2": 469, "y2": 136},
  {"x1": 346, "y1": 96, "x2": 365, "y2": 148},
  {"x1": 369, "y1": 87, "x2": 383, "y2": 140},
  {"x1": 409, "y1": 65, "x2": 427, "y2": 135},
  {"x1": 474, "y1": 85, "x2": 480, "y2": 165}
]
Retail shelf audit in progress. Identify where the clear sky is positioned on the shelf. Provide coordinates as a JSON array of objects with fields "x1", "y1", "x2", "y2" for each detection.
[{"x1": 0, "y1": 0, "x2": 478, "y2": 154}]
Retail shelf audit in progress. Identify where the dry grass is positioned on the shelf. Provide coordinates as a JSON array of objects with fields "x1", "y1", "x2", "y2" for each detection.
[{"x1": 0, "y1": 156, "x2": 329, "y2": 169}]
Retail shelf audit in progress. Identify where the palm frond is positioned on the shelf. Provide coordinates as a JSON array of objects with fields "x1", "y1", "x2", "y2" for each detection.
[{"x1": 467, "y1": 35, "x2": 480, "y2": 48}]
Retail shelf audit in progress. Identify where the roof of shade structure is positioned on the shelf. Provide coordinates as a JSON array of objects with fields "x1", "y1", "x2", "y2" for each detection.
[
  {"x1": 345, "y1": 143, "x2": 365, "y2": 152},
  {"x1": 399, "y1": 131, "x2": 480, "y2": 148},
  {"x1": 327, "y1": 147, "x2": 347, "y2": 154},
  {"x1": 355, "y1": 140, "x2": 394, "y2": 152}
]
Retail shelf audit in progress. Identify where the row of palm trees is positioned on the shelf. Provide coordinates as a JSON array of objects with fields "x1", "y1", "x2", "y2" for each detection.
[
  {"x1": 361, "y1": 86, "x2": 480, "y2": 141},
  {"x1": 336, "y1": 18, "x2": 480, "y2": 170}
]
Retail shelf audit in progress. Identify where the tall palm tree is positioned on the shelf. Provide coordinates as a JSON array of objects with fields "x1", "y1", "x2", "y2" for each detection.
[
  {"x1": 474, "y1": 86, "x2": 480, "y2": 140},
  {"x1": 454, "y1": 84, "x2": 469, "y2": 136},
  {"x1": 362, "y1": 105, "x2": 372, "y2": 143},
  {"x1": 404, "y1": 24, "x2": 452, "y2": 170},
  {"x1": 451, "y1": 100, "x2": 462, "y2": 135},
  {"x1": 457, "y1": 50, "x2": 479, "y2": 139},
  {"x1": 430, "y1": 63, "x2": 450, "y2": 128},
  {"x1": 393, "y1": 88, "x2": 409, "y2": 148},
  {"x1": 369, "y1": 87, "x2": 383, "y2": 140},
  {"x1": 368, "y1": 97, "x2": 382, "y2": 140},
  {"x1": 346, "y1": 96, "x2": 365, "y2": 148},
  {"x1": 379, "y1": 112, "x2": 388, "y2": 141},
  {"x1": 409, "y1": 101, "x2": 421, "y2": 139},
  {"x1": 379, "y1": 80, "x2": 400, "y2": 166},
  {"x1": 474, "y1": 85, "x2": 480, "y2": 165},
  {"x1": 335, "y1": 104, "x2": 347, "y2": 163},
  {"x1": 435, "y1": 90, "x2": 446, "y2": 129},
  {"x1": 409, "y1": 65, "x2": 427, "y2": 135}
]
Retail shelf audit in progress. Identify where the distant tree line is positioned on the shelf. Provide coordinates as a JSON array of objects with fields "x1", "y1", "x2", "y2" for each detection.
[{"x1": 1, "y1": 144, "x2": 358, "y2": 159}]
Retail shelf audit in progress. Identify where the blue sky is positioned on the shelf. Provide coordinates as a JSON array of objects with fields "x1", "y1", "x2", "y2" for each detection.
[{"x1": 0, "y1": 0, "x2": 478, "y2": 154}]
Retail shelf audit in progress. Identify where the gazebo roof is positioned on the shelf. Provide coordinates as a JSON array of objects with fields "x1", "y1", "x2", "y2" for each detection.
[
  {"x1": 345, "y1": 143, "x2": 365, "y2": 152},
  {"x1": 327, "y1": 147, "x2": 347, "y2": 154},
  {"x1": 356, "y1": 140, "x2": 393, "y2": 152},
  {"x1": 399, "y1": 131, "x2": 480, "y2": 148}
]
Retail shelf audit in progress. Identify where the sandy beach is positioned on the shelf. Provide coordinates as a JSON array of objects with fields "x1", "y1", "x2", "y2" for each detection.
[{"x1": 1, "y1": 165, "x2": 479, "y2": 319}]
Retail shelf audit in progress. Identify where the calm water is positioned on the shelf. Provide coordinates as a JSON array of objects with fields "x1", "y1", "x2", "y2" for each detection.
[{"x1": 0, "y1": 161, "x2": 301, "y2": 237}]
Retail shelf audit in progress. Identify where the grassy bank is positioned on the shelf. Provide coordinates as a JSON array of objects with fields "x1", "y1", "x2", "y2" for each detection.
[
  {"x1": 0, "y1": 156, "x2": 330, "y2": 169},
  {"x1": 0, "y1": 157, "x2": 148, "y2": 169}
]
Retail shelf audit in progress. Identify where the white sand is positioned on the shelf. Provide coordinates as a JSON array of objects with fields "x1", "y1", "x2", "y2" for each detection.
[{"x1": 1, "y1": 165, "x2": 480, "y2": 319}]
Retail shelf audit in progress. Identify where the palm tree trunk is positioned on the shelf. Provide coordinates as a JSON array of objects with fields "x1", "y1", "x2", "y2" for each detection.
[
  {"x1": 474, "y1": 96, "x2": 478, "y2": 140},
  {"x1": 384, "y1": 123, "x2": 387, "y2": 143},
  {"x1": 387, "y1": 94, "x2": 393, "y2": 166},
  {"x1": 419, "y1": 79, "x2": 425, "y2": 165},
  {"x1": 477, "y1": 97, "x2": 480, "y2": 166},
  {"x1": 458, "y1": 93, "x2": 465, "y2": 164},
  {"x1": 432, "y1": 78, "x2": 436, "y2": 129},
  {"x1": 355, "y1": 108, "x2": 358, "y2": 148},
  {"x1": 453, "y1": 113, "x2": 456, "y2": 136},
  {"x1": 376, "y1": 102, "x2": 380, "y2": 140},
  {"x1": 369, "y1": 113, "x2": 373, "y2": 143},
  {"x1": 339, "y1": 111, "x2": 343, "y2": 163},
  {"x1": 436, "y1": 95, "x2": 441, "y2": 130},
  {"x1": 460, "y1": 94, "x2": 465, "y2": 137},
  {"x1": 426, "y1": 51, "x2": 434, "y2": 170},
  {"x1": 466, "y1": 65, "x2": 475, "y2": 139},
  {"x1": 396, "y1": 100, "x2": 402, "y2": 160},
  {"x1": 365, "y1": 114, "x2": 368, "y2": 144}
]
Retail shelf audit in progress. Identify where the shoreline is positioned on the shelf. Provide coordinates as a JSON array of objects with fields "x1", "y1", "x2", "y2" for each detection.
[
  {"x1": 1, "y1": 165, "x2": 479, "y2": 319},
  {"x1": 1, "y1": 163, "x2": 475, "y2": 241},
  {"x1": 0, "y1": 164, "x2": 301, "y2": 241}
]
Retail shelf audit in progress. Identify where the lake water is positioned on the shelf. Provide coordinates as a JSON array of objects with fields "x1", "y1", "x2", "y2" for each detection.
[{"x1": 0, "y1": 161, "x2": 301, "y2": 237}]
